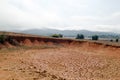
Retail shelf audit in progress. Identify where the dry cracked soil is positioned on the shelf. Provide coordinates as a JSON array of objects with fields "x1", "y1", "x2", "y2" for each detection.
[{"x1": 0, "y1": 44, "x2": 120, "y2": 80}]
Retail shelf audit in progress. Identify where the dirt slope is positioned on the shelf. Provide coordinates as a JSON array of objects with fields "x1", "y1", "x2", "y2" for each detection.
[{"x1": 0, "y1": 33, "x2": 120, "y2": 80}]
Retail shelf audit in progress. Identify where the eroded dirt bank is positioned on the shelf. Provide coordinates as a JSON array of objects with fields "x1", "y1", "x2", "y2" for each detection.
[
  {"x1": 0, "y1": 35, "x2": 120, "y2": 80},
  {"x1": 0, "y1": 35, "x2": 120, "y2": 49}
]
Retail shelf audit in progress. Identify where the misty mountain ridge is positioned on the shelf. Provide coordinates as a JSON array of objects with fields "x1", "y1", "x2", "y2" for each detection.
[{"x1": 12, "y1": 28, "x2": 120, "y2": 39}]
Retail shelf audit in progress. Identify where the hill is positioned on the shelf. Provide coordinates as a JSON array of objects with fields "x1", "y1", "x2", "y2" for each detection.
[{"x1": 12, "y1": 29, "x2": 120, "y2": 38}]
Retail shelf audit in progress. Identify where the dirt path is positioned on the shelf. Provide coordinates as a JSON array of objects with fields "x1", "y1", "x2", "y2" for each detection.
[{"x1": 0, "y1": 46, "x2": 120, "y2": 80}]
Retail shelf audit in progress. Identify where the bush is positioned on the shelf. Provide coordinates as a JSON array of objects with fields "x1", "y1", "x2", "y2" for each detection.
[
  {"x1": 110, "y1": 39, "x2": 113, "y2": 42},
  {"x1": 0, "y1": 35, "x2": 7, "y2": 43},
  {"x1": 92, "y1": 35, "x2": 99, "y2": 40},
  {"x1": 59, "y1": 34, "x2": 63, "y2": 38},
  {"x1": 76, "y1": 34, "x2": 84, "y2": 39},
  {"x1": 51, "y1": 34, "x2": 63, "y2": 38},
  {"x1": 116, "y1": 39, "x2": 119, "y2": 42}
]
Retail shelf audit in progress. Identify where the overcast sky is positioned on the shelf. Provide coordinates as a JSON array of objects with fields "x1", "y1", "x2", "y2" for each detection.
[{"x1": 0, "y1": 0, "x2": 120, "y2": 33}]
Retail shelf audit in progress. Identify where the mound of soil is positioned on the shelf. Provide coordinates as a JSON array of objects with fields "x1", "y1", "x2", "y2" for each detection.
[
  {"x1": 23, "y1": 39, "x2": 33, "y2": 46},
  {"x1": 4, "y1": 41, "x2": 14, "y2": 48},
  {"x1": 33, "y1": 40, "x2": 40, "y2": 46}
]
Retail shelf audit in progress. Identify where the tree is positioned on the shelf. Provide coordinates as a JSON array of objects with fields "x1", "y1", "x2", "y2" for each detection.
[
  {"x1": 76, "y1": 34, "x2": 84, "y2": 39},
  {"x1": 76, "y1": 34, "x2": 80, "y2": 39},
  {"x1": 59, "y1": 34, "x2": 63, "y2": 38},
  {"x1": 92, "y1": 35, "x2": 99, "y2": 40},
  {"x1": 116, "y1": 39, "x2": 119, "y2": 42},
  {"x1": 110, "y1": 39, "x2": 113, "y2": 42}
]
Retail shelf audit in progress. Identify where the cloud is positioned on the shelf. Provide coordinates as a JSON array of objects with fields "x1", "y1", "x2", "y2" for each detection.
[
  {"x1": 0, "y1": 0, "x2": 120, "y2": 33},
  {"x1": 0, "y1": 0, "x2": 63, "y2": 30}
]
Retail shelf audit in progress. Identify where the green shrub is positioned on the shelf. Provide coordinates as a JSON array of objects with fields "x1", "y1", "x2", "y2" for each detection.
[
  {"x1": 0, "y1": 35, "x2": 7, "y2": 43},
  {"x1": 110, "y1": 39, "x2": 113, "y2": 42},
  {"x1": 51, "y1": 34, "x2": 63, "y2": 38},
  {"x1": 76, "y1": 34, "x2": 84, "y2": 39},
  {"x1": 92, "y1": 35, "x2": 99, "y2": 40},
  {"x1": 59, "y1": 34, "x2": 63, "y2": 38},
  {"x1": 116, "y1": 39, "x2": 119, "y2": 42}
]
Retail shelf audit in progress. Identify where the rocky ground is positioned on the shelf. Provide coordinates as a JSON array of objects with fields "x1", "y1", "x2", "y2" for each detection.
[{"x1": 0, "y1": 44, "x2": 120, "y2": 80}]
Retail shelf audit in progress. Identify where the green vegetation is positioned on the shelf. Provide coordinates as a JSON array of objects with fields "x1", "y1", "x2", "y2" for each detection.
[
  {"x1": 51, "y1": 34, "x2": 63, "y2": 38},
  {"x1": 8, "y1": 37, "x2": 20, "y2": 46},
  {"x1": 0, "y1": 34, "x2": 7, "y2": 43},
  {"x1": 92, "y1": 35, "x2": 99, "y2": 40},
  {"x1": 76, "y1": 34, "x2": 84, "y2": 39},
  {"x1": 110, "y1": 39, "x2": 113, "y2": 42},
  {"x1": 116, "y1": 39, "x2": 119, "y2": 42}
]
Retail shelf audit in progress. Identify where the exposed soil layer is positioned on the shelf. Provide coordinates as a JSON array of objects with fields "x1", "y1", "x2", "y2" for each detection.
[
  {"x1": 0, "y1": 35, "x2": 120, "y2": 80},
  {"x1": 0, "y1": 35, "x2": 120, "y2": 49}
]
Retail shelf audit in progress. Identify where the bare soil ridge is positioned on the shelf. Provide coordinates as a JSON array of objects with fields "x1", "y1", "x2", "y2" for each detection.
[
  {"x1": 0, "y1": 32, "x2": 120, "y2": 80},
  {"x1": 0, "y1": 34, "x2": 120, "y2": 49}
]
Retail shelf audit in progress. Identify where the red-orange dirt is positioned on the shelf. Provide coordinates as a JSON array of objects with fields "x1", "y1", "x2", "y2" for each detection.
[{"x1": 0, "y1": 34, "x2": 120, "y2": 80}]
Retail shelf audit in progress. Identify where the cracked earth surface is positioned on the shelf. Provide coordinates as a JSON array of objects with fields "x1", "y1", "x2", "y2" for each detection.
[{"x1": 0, "y1": 45, "x2": 120, "y2": 80}]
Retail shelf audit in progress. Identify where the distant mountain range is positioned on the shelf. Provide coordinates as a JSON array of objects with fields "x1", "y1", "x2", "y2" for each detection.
[{"x1": 12, "y1": 28, "x2": 120, "y2": 39}]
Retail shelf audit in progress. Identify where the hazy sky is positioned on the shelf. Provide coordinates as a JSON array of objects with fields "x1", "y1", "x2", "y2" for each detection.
[{"x1": 0, "y1": 0, "x2": 120, "y2": 33}]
